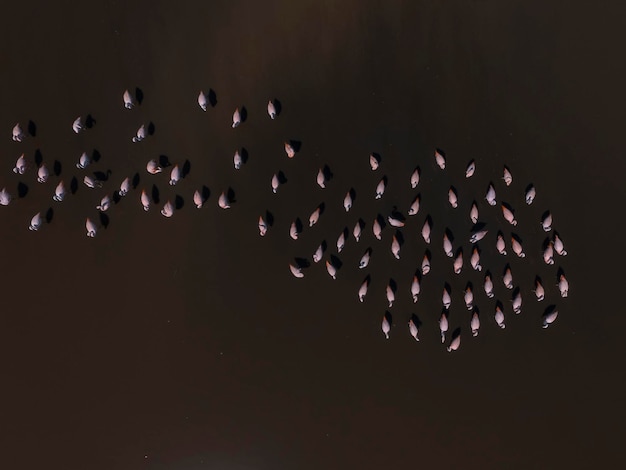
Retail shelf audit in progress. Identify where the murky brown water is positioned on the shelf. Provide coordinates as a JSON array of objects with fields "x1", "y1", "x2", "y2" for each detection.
[{"x1": 0, "y1": 1, "x2": 624, "y2": 469}]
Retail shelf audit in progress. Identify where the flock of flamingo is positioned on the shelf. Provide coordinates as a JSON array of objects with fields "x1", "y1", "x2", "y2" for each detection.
[{"x1": 3, "y1": 89, "x2": 569, "y2": 352}]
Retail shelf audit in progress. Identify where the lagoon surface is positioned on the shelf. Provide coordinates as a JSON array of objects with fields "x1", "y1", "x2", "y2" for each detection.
[{"x1": 0, "y1": 1, "x2": 624, "y2": 469}]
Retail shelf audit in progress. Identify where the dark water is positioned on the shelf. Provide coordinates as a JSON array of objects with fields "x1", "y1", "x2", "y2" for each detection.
[{"x1": 1, "y1": 1, "x2": 624, "y2": 468}]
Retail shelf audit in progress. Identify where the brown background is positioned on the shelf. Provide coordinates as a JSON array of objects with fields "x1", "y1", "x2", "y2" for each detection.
[{"x1": 0, "y1": 1, "x2": 623, "y2": 469}]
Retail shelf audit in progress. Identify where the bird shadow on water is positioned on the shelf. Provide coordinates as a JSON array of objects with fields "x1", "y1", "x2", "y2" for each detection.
[
  {"x1": 159, "y1": 155, "x2": 171, "y2": 168},
  {"x1": 273, "y1": 99, "x2": 282, "y2": 117},
  {"x1": 265, "y1": 210, "x2": 274, "y2": 227},
  {"x1": 135, "y1": 87, "x2": 144, "y2": 105},
  {"x1": 182, "y1": 160, "x2": 191, "y2": 178},
  {"x1": 112, "y1": 192, "x2": 121, "y2": 204},
  {"x1": 92, "y1": 149, "x2": 102, "y2": 163},
  {"x1": 289, "y1": 139, "x2": 302, "y2": 152},
  {"x1": 70, "y1": 177, "x2": 78, "y2": 195},
  {"x1": 329, "y1": 254, "x2": 343, "y2": 271},
  {"x1": 34, "y1": 149, "x2": 43, "y2": 166},
  {"x1": 226, "y1": 187, "x2": 236, "y2": 203},
  {"x1": 451, "y1": 327, "x2": 461, "y2": 341},
  {"x1": 99, "y1": 212, "x2": 109, "y2": 228},
  {"x1": 410, "y1": 313, "x2": 422, "y2": 329},
  {"x1": 85, "y1": 114, "x2": 96, "y2": 128},
  {"x1": 277, "y1": 171, "x2": 288, "y2": 185},
  {"x1": 240, "y1": 107, "x2": 248, "y2": 123},
  {"x1": 94, "y1": 169, "x2": 111, "y2": 182},
  {"x1": 322, "y1": 164, "x2": 333, "y2": 182},
  {"x1": 132, "y1": 173, "x2": 140, "y2": 189},
  {"x1": 151, "y1": 185, "x2": 160, "y2": 204},
  {"x1": 17, "y1": 182, "x2": 28, "y2": 198},
  {"x1": 53, "y1": 160, "x2": 62, "y2": 176},
  {"x1": 294, "y1": 257, "x2": 310, "y2": 269},
  {"x1": 394, "y1": 230, "x2": 404, "y2": 247},
  {"x1": 208, "y1": 89, "x2": 217, "y2": 107},
  {"x1": 28, "y1": 120, "x2": 37, "y2": 137},
  {"x1": 45, "y1": 208, "x2": 54, "y2": 224},
  {"x1": 147, "y1": 122, "x2": 156, "y2": 136},
  {"x1": 201, "y1": 185, "x2": 211, "y2": 202},
  {"x1": 240, "y1": 148, "x2": 249, "y2": 164},
  {"x1": 175, "y1": 195, "x2": 185, "y2": 210}
]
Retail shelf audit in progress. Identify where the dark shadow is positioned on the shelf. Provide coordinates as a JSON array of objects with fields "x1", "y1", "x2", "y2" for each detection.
[
  {"x1": 151, "y1": 184, "x2": 160, "y2": 204},
  {"x1": 112, "y1": 192, "x2": 121, "y2": 204},
  {"x1": 511, "y1": 232, "x2": 523, "y2": 245},
  {"x1": 92, "y1": 149, "x2": 101, "y2": 162},
  {"x1": 425, "y1": 214, "x2": 433, "y2": 230},
  {"x1": 512, "y1": 286, "x2": 521, "y2": 299},
  {"x1": 466, "y1": 281, "x2": 473, "y2": 291},
  {"x1": 43, "y1": 208, "x2": 53, "y2": 224},
  {"x1": 444, "y1": 282, "x2": 451, "y2": 294},
  {"x1": 53, "y1": 160, "x2": 62, "y2": 176},
  {"x1": 451, "y1": 327, "x2": 461, "y2": 340},
  {"x1": 424, "y1": 249, "x2": 432, "y2": 262},
  {"x1": 455, "y1": 246, "x2": 463, "y2": 257},
  {"x1": 294, "y1": 217, "x2": 303, "y2": 234},
  {"x1": 226, "y1": 187, "x2": 236, "y2": 203},
  {"x1": 320, "y1": 240, "x2": 328, "y2": 252},
  {"x1": 471, "y1": 221, "x2": 487, "y2": 232},
  {"x1": 70, "y1": 177, "x2": 78, "y2": 194},
  {"x1": 28, "y1": 120, "x2": 37, "y2": 137},
  {"x1": 541, "y1": 237, "x2": 552, "y2": 251},
  {"x1": 495, "y1": 299, "x2": 504, "y2": 311},
  {"x1": 17, "y1": 182, "x2": 28, "y2": 198},
  {"x1": 240, "y1": 107, "x2": 248, "y2": 123},
  {"x1": 444, "y1": 227, "x2": 454, "y2": 243},
  {"x1": 356, "y1": 217, "x2": 365, "y2": 231},
  {"x1": 135, "y1": 87, "x2": 144, "y2": 105},
  {"x1": 294, "y1": 257, "x2": 311, "y2": 269},
  {"x1": 85, "y1": 114, "x2": 96, "y2": 128},
  {"x1": 132, "y1": 172, "x2": 140, "y2": 189},
  {"x1": 182, "y1": 159, "x2": 191, "y2": 178},
  {"x1": 349, "y1": 187, "x2": 356, "y2": 203},
  {"x1": 289, "y1": 140, "x2": 302, "y2": 152},
  {"x1": 277, "y1": 170, "x2": 287, "y2": 184},
  {"x1": 329, "y1": 254, "x2": 343, "y2": 271},
  {"x1": 535, "y1": 275, "x2": 543, "y2": 286},
  {"x1": 394, "y1": 230, "x2": 405, "y2": 247},
  {"x1": 410, "y1": 313, "x2": 422, "y2": 329},
  {"x1": 147, "y1": 122, "x2": 155, "y2": 136},
  {"x1": 541, "y1": 209, "x2": 551, "y2": 222},
  {"x1": 99, "y1": 212, "x2": 109, "y2": 228},
  {"x1": 269, "y1": 99, "x2": 281, "y2": 117},
  {"x1": 472, "y1": 305, "x2": 480, "y2": 315},
  {"x1": 208, "y1": 88, "x2": 217, "y2": 107},
  {"x1": 240, "y1": 148, "x2": 249, "y2": 164},
  {"x1": 502, "y1": 201, "x2": 515, "y2": 213},
  {"x1": 388, "y1": 278, "x2": 397, "y2": 293},
  {"x1": 503, "y1": 263, "x2": 511, "y2": 277},
  {"x1": 543, "y1": 304, "x2": 558, "y2": 316},
  {"x1": 363, "y1": 274, "x2": 371, "y2": 285},
  {"x1": 321, "y1": 164, "x2": 333, "y2": 182},
  {"x1": 375, "y1": 213, "x2": 387, "y2": 230},
  {"x1": 201, "y1": 185, "x2": 211, "y2": 202},
  {"x1": 371, "y1": 152, "x2": 381, "y2": 167},
  {"x1": 93, "y1": 170, "x2": 111, "y2": 182},
  {"x1": 159, "y1": 155, "x2": 171, "y2": 168},
  {"x1": 317, "y1": 202, "x2": 326, "y2": 216},
  {"x1": 34, "y1": 149, "x2": 43, "y2": 166},
  {"x1": 384, "y1": 311, "x2": 393, "y2": 326},
  {"x1": 175, "y1": 195, "x2": 185, "y2": 210},
  {"x1": 557, "y1": 266, "x2": 566, "y2": 278}
]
